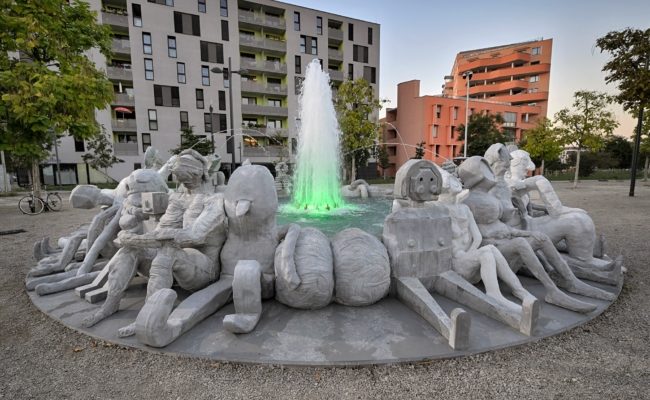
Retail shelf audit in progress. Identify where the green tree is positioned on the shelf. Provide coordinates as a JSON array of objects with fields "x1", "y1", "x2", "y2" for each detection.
[
  {"x1": 456, "y1": 113, "x2": 507, "y2": 157},
  {"x1": 376, "y1": 144, "x2": 390, "y2": 179},
  {"x1": 334, "y1": 78, "x2": 383, "y2": 183},
  {"x1": 82, "y1": 126, "x2": 123, "y2": 180},
  {"x1": 554, "y1": 91, "x2": 619, "y2": 188},
  {"x1": 0, "y1": 0, "x2": 113, "y2": 195},
  {"x1": 602, "y1": 135, "x2": 633, "y2": 168},
  {"x1": 413, "y1": 141, "x2": 425, "y2": 159},
  {"x1": 596, "y1": 28, "x2": 650, "y2": 196},
  {"x1": 521, "y1": 117, "x2": 564, "y2": 175},
  {"x1": 171, "y1": 126, "x2": 213, "y2": 156}
]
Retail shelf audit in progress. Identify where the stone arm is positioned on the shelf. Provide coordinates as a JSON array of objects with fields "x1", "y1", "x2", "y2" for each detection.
[
  {"x1": 85, "y1": 205, "x2": 119, "y2": 249},
  {"x1": 463, "y1": 205, "x2": 482, "y2": 252},
  {"x1": 76, "y1": 204, "x2": 123, "y2": 275},
  {"x1": 274, "y1": 224, "x2": 302, "y2": 291},
  {"x1": 156, "y1": 193, "x2": 184, "y2": 230}
]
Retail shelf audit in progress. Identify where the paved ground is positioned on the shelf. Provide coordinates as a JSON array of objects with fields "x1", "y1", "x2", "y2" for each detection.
[{"x1": 1, "y1": 181, "x2": 649, "y2": 399}]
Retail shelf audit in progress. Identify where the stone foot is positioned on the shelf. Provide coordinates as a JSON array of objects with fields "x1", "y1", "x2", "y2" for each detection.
[
  {"x1": 118, "y1": 323, "x2": 136, "y2": 338},
  {"x1": 224, "y1": 260, "x2": 263, "y2": 334},
  {"x1": 449, "y1": 308, "x2": 470, "y2": 350},
  {"x1": 569, "y1": 261, "x2": 621, "y2": 286},
  {"x1": 558, "y1": 278, "x2": 616, "y2": 301},
  {"x1": 223, "y1": 313, "x2": 261, "y2": 334},
  {"x1": 81, "y1": 301, "x2": 119, "y2": 328},
  {"x1": 135, "y1": 289, "x2": 180, "y2": 347},
  {"x1": 520, "y1": 296, "x2": 539, "y2": 336},
  {"x1": 544, "y1": 289, "x2": 597, "y2": 314}
]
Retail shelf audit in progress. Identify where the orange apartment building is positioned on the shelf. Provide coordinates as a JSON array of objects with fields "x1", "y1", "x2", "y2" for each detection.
[{"x1": 381, "y1": 39, "x2": 552, "y2": 176}]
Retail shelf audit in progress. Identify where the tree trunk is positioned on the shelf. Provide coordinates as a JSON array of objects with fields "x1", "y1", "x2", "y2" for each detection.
[
  {"x1": 540, "y1": 159, "x2": 545, "y2": 176},
  {"x1": 629, "y1": 105, "x2": 644, "y2": 196},
  {"x1": 350, "y1": 157, "x2": 356, "y2": 184},
  {"x1": 573, "y1": 148, "x2": 581, "y2": 189},
  {"x1": 644, "y1": 156, "x2": 649, "y2": 182},
  {"x1": 31, "y1": 160, "x2": 41, "y2": 198}
]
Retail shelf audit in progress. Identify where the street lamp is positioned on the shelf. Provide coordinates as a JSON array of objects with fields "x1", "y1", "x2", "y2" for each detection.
[
  {"x1": 211, "y1": 57, "x2": 247, "y2": 174},
  {"x1": 208, "y1": 102, "x2": 215, "y2": 154},
  {"x1": 462, "y1": 70, "x2": 473, "y2": 158}
]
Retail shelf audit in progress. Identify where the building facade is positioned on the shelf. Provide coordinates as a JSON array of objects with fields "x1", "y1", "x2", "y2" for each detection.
[
  {"x1": 45, "y1": 0, "x2": 379, "y2": 184},
  {"x1": 381, "y1": 39, "x2": 552, "y2": 177}
]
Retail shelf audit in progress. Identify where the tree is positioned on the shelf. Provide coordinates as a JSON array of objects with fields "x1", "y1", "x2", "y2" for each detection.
[
  {"x1": 413, "y1": 141, "x2": 425, "y2": 159},
  {"x1": 456, "y1": 113, "x2": 507, "y2": 157},
  {"x1": 602, "y1": 135, "x2": 633, "y2": 169},
  {"x1": 0, "y1": 0, "x2": 114, "y2": 195},
  {"x1": 171, "y1": 126, "x2": 213, "y2": 156},
  {"x1": 82, "y1": 126, "x2": 123, "y2": 180},
  {"x1": 334, "y1": 78, "x2": 383, "y2": 183},
  {"x1": 554, "y1": 91, "x2": 618, "y2": 188},
  {"x1": 596, "y1": 28, "x2": 650, "y2": 196},
  {"x1": 376, "y1": 144, "x2": 390, "y2": 179},
  {"x1": 520, "y1": 117, "x2": 564, "y2": 175},
  {"x1": 636, "y1": 107, "x2": 650, "y2": 181}
]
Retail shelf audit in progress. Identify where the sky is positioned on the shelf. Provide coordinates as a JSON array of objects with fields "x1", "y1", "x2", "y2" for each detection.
[{"x1": 294, "y1": 0, "x2": 650, "y2": 138}]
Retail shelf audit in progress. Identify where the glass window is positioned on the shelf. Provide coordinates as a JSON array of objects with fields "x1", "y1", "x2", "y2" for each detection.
[
  {"x1": 221, "y1": 20, "x2": 229, "y2": 41},
  {"x1": 268, "y1": 99, "x2": 281, "y2": 107},
  {"x1": 142, "y1": 133, "x2": 151, "y2": 152},
  {"x1": 529, "y1": 75, "x2": 540, "y2": 83},
  {"x1": 347, "y1": 63, "x2": 353, "y2": 80},
  {"x1": 201, "y1": 66, "x2": 210, "y2": 86},
  {"x1": 295, "y1": 55, "x2": 301, "y2": 74},
  {"x1": 196, "y1": 89, "x2": 204, "y2": 109},
  {"x1": 316, "y1": 17, "x2": 322, "y2": 35},
  {"x1": 431, "y1": 125, "x2": 438, "y2": 138},
  {"x1": 177, "y1": 62, "x2": 186, "y2": 84},
  {"x1": 198, "y1": 0, "x2": 206, "y2": 13},
  {"x1": 348, "y1": 23, "x2": 354, "y2": 40},
  {"x1": 299, "y1": 36, "x2": 306, "y2": 53},
  {"x1": 200, "y1": 41, "x2": 224, "y2": 64},
  {"x1": 435, "y1": 105, "x2": 442, "y2": 119},
  {"x1": 142, "y1": 32, "x2": 152, "y2": 54},
  {"x1": 167, "y1": 36, "x2": 177, "y2": 58},
  {"x1": 153, "y1": 85, "x2": 180, "y2": 107},
  {"x1": 204, "y1": 113, "x2": 213, "y2": 132},
  {"x1": 174, "y1": 11, "x2": 201, "y2": 36},
  {"x1": 453, "y1": 107, "x2": 458, "y2": 120},
  {"x1": 74, "y1": 138, "x2": 85, "y2": 152},
  {"x1": 220, "y1": 0, "x2": 228, "y2": 17},
  {"x1": 310, "y1": 37, "x2": 317, "y2": 55},
  {"x1": 218, "y1": 90, "x2": 226, "y2": 111},
  {"x1": 132, "y1": 4, "x2": 142, "y2": 27},
  {"x1": 180, "y1": 111, "x2": 189, "y2": 130},
  {"x1": 532, "y1": 47, "x2": 541, "y2": 55},
  {"x1": 368, "y1": 27, "x2": 373, "y2": 45},
  {"x1": 293, "y1": 12, "x2": 300, "y2": 31},
  {"x1": 148, "y1": 109, "x2": 158, "y2": 130},
  {"x1": 144, "y1": 58, "x2": 154, "y2": 80}
]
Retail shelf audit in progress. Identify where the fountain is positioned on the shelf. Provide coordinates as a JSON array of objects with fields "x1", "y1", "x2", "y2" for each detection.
[{"x1": 291, "y1": 59, "x2": 344, "y2": 211}]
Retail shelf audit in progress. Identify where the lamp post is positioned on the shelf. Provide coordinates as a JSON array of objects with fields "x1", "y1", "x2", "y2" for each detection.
[
  {"x1": 208, "y1": 103, "x2": 215, "y2": 154},
  {"x1": 212, "y1": 57, "x2": 247, "y2": 174},
  {"x1": 462, "y1": 70, "x2": 473, "y2": 158}
]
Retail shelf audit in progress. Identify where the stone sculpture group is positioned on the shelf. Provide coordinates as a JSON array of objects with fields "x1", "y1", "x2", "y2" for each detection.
[{"x1": 26, "y1": 145, "x2": 622, "y2": 351}]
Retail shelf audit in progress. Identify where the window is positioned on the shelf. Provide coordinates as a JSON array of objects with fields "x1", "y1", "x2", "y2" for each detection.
[
  {"x1": 450, "y1": 126, "x2": 456, "y2": 139},
  {"x1": 219, "y1": 114, "x2": 227, "y2": 133},
  {"x1": 220, "y1": 0, "x2": 228, "y2": 17},
  {"x1": 198, "y1": 0, "x2": 206, "y2": 13},
  {"x1": 353, "y1": 45, "x2": 368, "y2": 63},
  {"x1": 200, "y1": 41, "x2": 224, "y2": 64},
  {"x1": 74, "y1": 138, "x2": 85, "y2": 152},
  {"x1": 299, "y1": 36, "x2": 306, "y2": 53},
  {"x1": 148, "y1": 109, "x2": 158, "y2": 130},
  {"x1": 503, "y1": 112, "x2": 517, "y2": 127},
  {"x1": 242, "y1": 97, "x2": 257, "y2": 105},
  {"x1": 144, "y1": 58, "x2": 154, "y2": 80},
  {"x1": 434, "y1": 144, "x2": 440, "y2": 157},
  {"x1": 116, "y1": 133, "x2": 137, "y2": 143},
  {"x1": 218, "y1": 90, "x2": 226, "y2": 110},
  {"x1": 153, "y1": 85, "x2": 180, "y2": 107},
  {"x1": 529, "y1": 75, "x2": 540, "y2": 83},
  {"x1": 177, "y1": 62, "x2": 186, "y2": 84},
  {"x1": 435, "y1": 105, "x2": 441, "y2": 119},
  {"x1": 142, "y1": 32, "x2": 152, "y2": 54},
  {"x1": 204, "y1": 113, "x2": 213, "y2": 132},
  {"x1": 142, "y1": 133, "x2": 151, "y2": 152},
  {"x1": 167, "y1": 36, "x2": 177, "y2": 58},
  {"x1": 294, "y1": 12, "x2": 300, "y2": 31},
  {"x1": 348, "y1": 23, "x2": 354, "y2": 41},
  {"x1": 174, "y1": 11, "x2": 201, "y2": 36},
  {"x1": 316, "y1": 17, "x2": 322, "y2": 35},
  {"x1": 221, "y1": 20, "x2": 229, "y2": 41},
  {"x1": 201, "y1": 66, "x2": 210, "y2": 86},
  {"x1": 180, "y1": 111, "x2": 189, "y2": 130},
  {"x1": 363, "y1": 66, "x2": 376, "y2": 84},
  {"x1": 195, "y1": 89, "x2": 204, "y2": 109},
  {"x1": 431, "y1": 125, "x2": 438, "y2": 139},
  {"x1": 453, "y1": 107, "x2": 459, "y2": 120},
  {"x1": 267, "y1": 119, "x2": 282, "y2": 129},
  {"x1": 348, "y1": 63, "x2": 353, "y2": 80},
  {"x1": 530, "y1": 60, "x2": 540, "y2": 65},
  {"x1": 132, "y1": 4, "x2": 142, "y2": 27},
  {"x1": 531, "y1": 47, "x2": 541, "y2": 55},
  {"x1": 268, "y1": 98, "x2": 281, "y2": 107},
  {"x1": 522, "y1": 113, "x2": 530, "y2": 123},
  {"x1": 148, "y1": 0, "x2": 174, "y2": 5},
  {"x1": 295, "y1": 55, "x2": 301, "y2": 74},
  {"x1": 300, "y1": 35, "x2": 317, "y2": 55},
  {"x1": 311, "y1": 37, "x2": 318, "y2": 55},
  {"x1": 368, "y1": 27, "x2": 373, "y2": 45},
  {"x1": 242, "y1": 118, "x2": 257, "y2": 127}
]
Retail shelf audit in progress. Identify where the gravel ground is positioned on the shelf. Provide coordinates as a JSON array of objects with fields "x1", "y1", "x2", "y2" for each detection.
[{"x1": 1, "y1": 181, "x2": 649, "y2": 399}]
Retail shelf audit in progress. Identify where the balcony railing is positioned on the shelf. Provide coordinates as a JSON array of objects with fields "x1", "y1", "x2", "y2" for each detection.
[
  {"x1": 112, "y1": 92, "x2": 135, "y2": 106},
  {"x1": 328, "y1": 69, "x2": 344, "y2": 81},
  {"x1": 111, "y1": 37, "x2": 131, "y2": 55},
  {"x1": 106, "y1": 65, "x2": 133, "y2": 81},
  {"x1": 101, "y1": 11, "x2": 129, "y2": 29},
  {"x1": 242, "y1": 127, "x2": 289, "y2": 138},
  {"x1": 240, "y1": 58, "x2": 287, "y2": 74},
  {"x1": 114, "y1": 142, "x2": 139, "y2": 156},
  {"x1": 241, "y1": 104, "x2": 288, "y2": 117},
  {"x1": 327, "y1": 48, "x2": 343, "y2": 61},
  {"x1": 238, "y1": 9, "x2": 286, "y2": 31},
  {"x1": 328, "y1": 27, "x2": 343, "y2": 41},
  {"x1": 240, "y1": 80, "x2": 288, "y2": 95},
  {"x1": 242, "y1": 145, "x2": 287, "y2": 158},
  {"x1": 239, "y1": 34, "x2": 286, "y2": 52},
  {"x1": 111, "y1": 118, "x2": 137, "y2": 132}
]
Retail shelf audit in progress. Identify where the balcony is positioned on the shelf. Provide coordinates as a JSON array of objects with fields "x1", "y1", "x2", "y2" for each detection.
[
  {"x1": 240, "y1": 58, "x2": 287, "y2": 75},
  {"x1": 106, "y1": 65, "x2": 132, "y2": 81},
  {"x1": 462, "y1": 52, "x2": 531, "y2": 72},
  {"x1": 242, "y1": 145, "x2": 287, "y2": 158},
  {"x1": 328, "y1": 27, "x2": 343, "y2": 42},
  {"x1": 111, "y1": 37, "x2": 131, "y2": 56},
  {"x1": 101, "y1": 10, "x2": 129, "y2": 31},
  {"x1": 113, "y1": 142, "x2": 139, "y2": 156},
  {"x1": 239, "y1": 34, "x2": 286, "y2": 54},
  {"x1": 238, "y1": 9, "x2": 286, "y2": 32},
  {"x1": 463, "y1": 79, "x2": 530, "y2": 96},
  {"x1": 471, "y1": 63, "x2": 551, "y2": 82},
  {"x1": 327, "y1": 48, "x2": 343, "y2": 61},
  {"x1": 112, "y1": 92, "x2": 135, "y2": 106},
  {"x1": 328, "y1": 69, "x2": 344, "y2": 81},
  {"x1": 495, "y1": 91, "x2": 549, "y2": 104},
  {"x1": 240, "y1": 80, "x2": 288, "y2": 96},
  {"x1": 111, "y1": 118, "x2": 137, "y2": 132},
  {"x1": 241, "y1": 104, "x2": 288, "y2": 117},
  {"x1": 242, "y1": 127, "x2": 289, "y2": 138}
]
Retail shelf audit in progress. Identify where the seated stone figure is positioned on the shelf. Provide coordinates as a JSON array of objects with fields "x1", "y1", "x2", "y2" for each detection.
[
  {"x1": 504, "y1": 148, "x2": 621, "y2": 284},
  {"x1": 436, "y1": 166, "x2": 538, "y2": 318},
  {"x1": 458, "y1": 156, "x2": 615, "y2": 314}
]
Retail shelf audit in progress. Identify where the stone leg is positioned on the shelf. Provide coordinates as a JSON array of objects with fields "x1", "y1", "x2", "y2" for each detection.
[
  {"x1": 28, "y1": 234, "x2": 86, "y2": 278},
  {"x1": 81, "y1": 247, "x2": 139, "y2": 328},
  {"x1": 223, "y1": 260, "x2": 264, "y2": 334},
  {"x1": 35, "y1": 271, "x2": 101, "y2": 296},
  {"x1": 562, "y1": 254, "x2": 622, "y2": 286},
  {"x1": 135, "y1": 277, "x2": 233, "y2": 347},
  {"x1": 394, "y1": 276, "x2": 470, "y2": 350},
  {"x1": 434, "y1": 271, "x2": 538, "y2": 336}
]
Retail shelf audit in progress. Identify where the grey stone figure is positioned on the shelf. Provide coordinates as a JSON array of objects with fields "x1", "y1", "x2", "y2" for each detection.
[
  {"x1": 274, "y1": 160, "x2": 292, "y2": 195},
  {"x1": 458, "y1": 156, "x2": 613, "y2": 314},
  {"x1": 135, "y1": 162, "x2": 279, "y2": 347},
  {"x1": 505, "y1": 148, "x2": 621, "y2": 284}
]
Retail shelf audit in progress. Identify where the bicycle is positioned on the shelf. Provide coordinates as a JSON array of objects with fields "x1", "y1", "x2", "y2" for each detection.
[{"x1": 18, "y1": 185, "x2": 63, "y2": 215}]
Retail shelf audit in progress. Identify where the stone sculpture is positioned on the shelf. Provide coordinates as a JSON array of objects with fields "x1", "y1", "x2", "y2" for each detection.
[
  {"x1": 505, "y1": 148, "x2": 621, "y2": 284},
  {"x1": 274, "y1": 160, "x2": 292, "y2": 195},
  {"x1": 458, "y1": 156, "x2": 613, "y2": 314},
  {"x1": 134, "y1": 162, "x2": 279, "y2": 346}
]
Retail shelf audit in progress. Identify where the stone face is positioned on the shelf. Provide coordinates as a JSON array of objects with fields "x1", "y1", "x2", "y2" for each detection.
[{"x1": 332, "y1": 228, "x2": 390, "y2": 306}]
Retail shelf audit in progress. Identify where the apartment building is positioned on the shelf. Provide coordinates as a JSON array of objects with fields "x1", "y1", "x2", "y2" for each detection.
[
  {"x1": 380, "y1": 39, "x2": 552, "y2": 177},
  {"x1": 44, "y1": 0, "x2": 380, "y2": 184}
]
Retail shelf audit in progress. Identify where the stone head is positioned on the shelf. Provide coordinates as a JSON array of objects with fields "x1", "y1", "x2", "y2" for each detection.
[
  {"x1": 437, "y1": 166, "x2": 463, "y2": 198},
  {"x1": 124, "y1": 169, "x2": 169, "y2": 197},
  {"x1": 510, "y1": 149, "x2": 536, "y2": 178},
  {"x1": 457, "y1": 156, "x2": 496, "y2": 190},
  {"x1": 70, "y1": 185, "x2": 114, "y2": 209},
  {"x1": 224, "y1": 164, "x2": 278, "y2": 221},
  {"x1": 171, "y1": 149, "x2": 209, "y2": 188},
  {"x1": 484, "y1": 143, "x2": 511, "y2": 177},
  {"x1": 394, "y1": 159, "x2": 442, "y2": 202}
]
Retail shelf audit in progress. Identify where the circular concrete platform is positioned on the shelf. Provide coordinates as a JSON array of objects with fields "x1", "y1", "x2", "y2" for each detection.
[{"x1": 27, "y1": 276, "x2": 621, "y2": 366}]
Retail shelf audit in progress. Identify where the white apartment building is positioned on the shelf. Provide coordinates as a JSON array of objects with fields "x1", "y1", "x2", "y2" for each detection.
[{"x1": 43, "y1": 0, "x2": 380, "y2": 184}]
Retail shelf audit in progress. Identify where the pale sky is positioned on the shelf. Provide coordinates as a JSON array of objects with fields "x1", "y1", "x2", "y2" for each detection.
[{"x1": 295, "y1": 0, "x2": 649, "y2": 138}]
